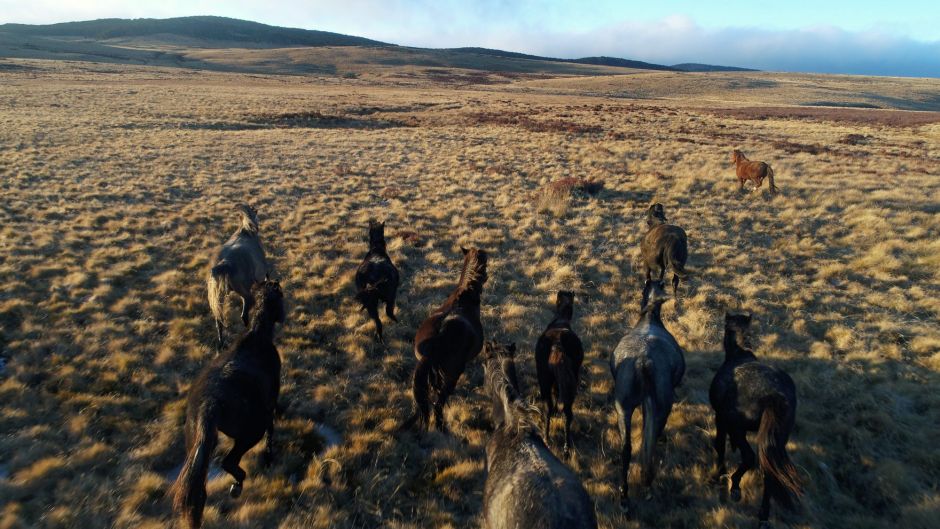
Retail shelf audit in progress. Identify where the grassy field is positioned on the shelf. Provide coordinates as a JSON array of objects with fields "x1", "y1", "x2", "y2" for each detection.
[{"x1": 0, "y1": 58, "x2": 938, "y2": 529}]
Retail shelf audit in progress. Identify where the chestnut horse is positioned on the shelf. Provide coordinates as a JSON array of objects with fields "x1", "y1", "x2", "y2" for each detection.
[
  {"x1": 732, "y1": 150, "x2": 779, "y2": 194},
  {"x1": 402, "y1": 247, "x2": 487, "y2": 433}
]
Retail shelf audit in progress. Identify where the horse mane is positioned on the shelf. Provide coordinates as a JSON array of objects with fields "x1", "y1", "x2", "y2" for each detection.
[
  {"x1": 484, "y1": 347, "x2": 538, "y2": 436},
  {"x1": 449, "y1": 248, "x2": 486, "y2": 303},
  {"x1": 236, "y1": 205, "x2": 260, "y2": 233},
  {"x1": 246, "y1": 281, "x2": 284, "y2": 333}
]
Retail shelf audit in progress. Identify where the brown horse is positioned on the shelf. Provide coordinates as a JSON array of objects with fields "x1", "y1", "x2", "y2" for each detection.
[
  {"x1": 732, "y1": 150, "x2": 779, "y2": 194},
  {"x1": 402, "y1": 247, "x2": 488, "y2": 433},
  {"x1": 535, "y1": 291, "x2": 584, "y2": 459},
  {"x1": 640, "y1": 203, "x2": 689, "y2": 296}
]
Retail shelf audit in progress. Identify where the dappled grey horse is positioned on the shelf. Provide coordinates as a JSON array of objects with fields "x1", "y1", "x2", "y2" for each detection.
[
  {"x1": 609, "y1": 279, "x2": 685, "y2": 516},
  {"x1": 482, "y1": 341, "x2": 597, "y2": 529},
  {"x1": 207, "y1": 204, "x2": 270, "y2": 348}
]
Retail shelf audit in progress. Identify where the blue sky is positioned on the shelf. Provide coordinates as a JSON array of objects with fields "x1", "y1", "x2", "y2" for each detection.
[{"x1": 2, "y1": 1, "x2": 939, "y2": 76}]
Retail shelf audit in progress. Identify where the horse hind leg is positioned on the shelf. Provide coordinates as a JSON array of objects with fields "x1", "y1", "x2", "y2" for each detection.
[
  {"x1": 672, "y1": 273, "x2": 680, "y2": 297},
  {"x1": 758, "y1": 473, "x2": 775, "y2": 528},
  {"x1": 384, "y1": 292, "x2": 398, "y2": 323},
  {"x1": 728, "y1": 430, "x2": 755, "y2": 503},
  {"x1": 366, "y1": 302, "x2": 384, "y2": 343},
  {"x1": 615, "y1": 401, "x2": 634, "y2": 516},
  {"x1": 240, "y1": 294, "x2": 255, "y2": 327},
  {"x1": 221, "y1": 438, "x2": 253, "y2": 498},
  {"x1": 262, "y1": 419, "x2": 277, "y2": 468},
  {"x1": 216, "y1": 319, "x2": 225, "y2": 350},
  {"x1": 562, "y1": 399, "x2": 574, "y2": 459},
  {"x1": 433, "y1": 371, "x2": 460, "y2": 434},
  {"x1": 710, "y1": 422, "x2": 728, "y2": 485}
]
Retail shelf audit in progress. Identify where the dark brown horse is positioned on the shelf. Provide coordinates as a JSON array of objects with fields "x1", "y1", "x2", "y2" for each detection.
[
  {"x1": 172, "y1": 280, "x2": 285, "y2": 529},
  {"x1": 402, "y1": 247, "x2": 487, "y2": 433},
  {"x1": 355, "y1": 220, "x2": 400, "y2": 343},
  {"x1": 535, "y1": 291, "x2": 584, "y2": 458},
  {"x1": 732, "y1": 150, "x2": 779, "y2": 194},
  {"x1": 640, "y1": 203, "x2": 689, "y2": 296},
  {"x1": 710, "y1": 313, "x2": 802, "y2": 528}
]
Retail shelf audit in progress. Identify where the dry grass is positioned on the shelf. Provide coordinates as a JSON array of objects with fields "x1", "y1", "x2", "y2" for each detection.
[{"x1": 0, "y1": 59, "x2": 938, "y2": 529}]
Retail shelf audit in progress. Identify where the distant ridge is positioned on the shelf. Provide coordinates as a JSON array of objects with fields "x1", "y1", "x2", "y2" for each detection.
[
  {"x1": 672, "y1": 62, "x2": 758, "y2": 72},
  {"x1": 0, "y1": 16, "x2": 388, "y2": 48},
  {"x1": 573, "y1": 56, "x2": 676, "y2": 71}
]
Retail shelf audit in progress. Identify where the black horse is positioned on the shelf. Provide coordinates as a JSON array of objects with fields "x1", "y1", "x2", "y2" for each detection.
[
  {"x1": 403, "y1": 247, "x2": 487, "y2": 433},
  {"x1": 482, "y1": 341, "x2": 598, "y2": 529},
  {"x1": 535, "y1": 291, "x2": 584, "y2": 458},
  {"x1": 609, "y1": 279, "x2": 685, "y2": 516},
  {"x1": 355, "y1": 220, "x2": 400, "y2": 342},
  {"x1": 171, "y1": 280, "x2": 285, "y2": 529},
  {"x1": 710, "y1": 313, "x2": 802, "y2": 528}
]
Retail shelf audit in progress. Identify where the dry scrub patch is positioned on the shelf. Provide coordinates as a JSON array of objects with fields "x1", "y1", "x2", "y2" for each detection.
[{"x1": 0, "y1": 60, "x2": 938, "y2": 529}]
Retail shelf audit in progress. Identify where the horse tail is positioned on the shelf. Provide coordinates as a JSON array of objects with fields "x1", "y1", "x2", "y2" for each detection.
[
  {"x1": 637, "y1": 357, "x2": 659, "y2": 485},
  {"x1": 208, "y1": 262, "x2": 232, "y2": 331},
  {"x1": 172, "y1": 404, "x2": 218, "y2": 529},
  {"x1": 356, "y1": 282, "x2": 380, "y2": 313},
  {"x1": 767, "y1": 165, "x2": 779, "y2": 194},
  {"x1": 548, "y1": 342, "x2": 575, "y2": 410},
  {"x1": 757, "y1": 395, "x2": 802, "y2": 508},
  {"x1": 663, "y1": 245, "x2": 688, "y2": 278},
  {"x1": 411, "y1": 356, "x2": 433, "y2": 429}
]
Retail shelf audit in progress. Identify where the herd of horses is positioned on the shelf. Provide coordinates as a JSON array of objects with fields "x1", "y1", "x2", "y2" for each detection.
[{"x1": 170, "y1": 150, "x2": 799, "y2": 529}]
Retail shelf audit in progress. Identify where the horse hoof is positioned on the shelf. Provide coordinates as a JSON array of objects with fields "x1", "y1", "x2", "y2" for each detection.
[
  {"x1": 730, "y1": 487, "x2": 741, "y2": 502},
  {"x1": 229, "y1": 482, "x2": 243, "y2": 498},
  {"x1": 708, "y1": 473, "x2": 723, "y2": 486}
]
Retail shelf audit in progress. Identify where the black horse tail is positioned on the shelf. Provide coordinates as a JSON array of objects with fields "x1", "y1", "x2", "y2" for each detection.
[
  {"x1": 355, "y1": 282, "x2": 380, "y2": 312},
  {"x1": 408, "y1": 356, "x2": 433, "y2": 430},
  {"x1": 548, "y1": 342, "x2": 575, "y2": 408},
  {"x1": 172, "y1": 404, "x2": 218, "y2": 529},
  {"x1": 662, "y1": 242, "x2": 688, "y2": 279},
  {"x1": 757, "y1": 394, "x2": 802, "y2": 508},
  {"x1": 637, "y1": 357, "x2": 658, "y2": 485}
]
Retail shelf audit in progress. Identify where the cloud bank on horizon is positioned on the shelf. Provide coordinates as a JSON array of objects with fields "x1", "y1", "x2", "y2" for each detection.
[{"x1": 1, "y1": 0, "x2": 939, "y2": 77}]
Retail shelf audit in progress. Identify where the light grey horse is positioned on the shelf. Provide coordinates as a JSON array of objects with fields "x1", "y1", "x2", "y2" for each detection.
[
  {"x1": 482, "y1": 341, "x2": 598, "y2": 529},
  {"x1": 207, "y1": 204, "x2": 270, "y2": 348},
  {"x1": 609, "y1": 279, "x2": 685, "y2": 517}
]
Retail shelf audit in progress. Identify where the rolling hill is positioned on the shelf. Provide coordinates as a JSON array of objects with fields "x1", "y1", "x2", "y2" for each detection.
[{"x1": 0, "y1": 16, "x2": 754, "y2": 76}]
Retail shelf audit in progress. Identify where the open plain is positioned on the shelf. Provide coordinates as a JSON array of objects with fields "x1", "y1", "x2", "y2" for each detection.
[{"x1": 0, "y1": 58, "x2": 939, "y2": 529}]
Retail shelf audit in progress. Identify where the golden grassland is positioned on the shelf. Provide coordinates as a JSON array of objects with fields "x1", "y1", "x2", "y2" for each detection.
[{"x1": 0, "y1": 59, "x2": 938, "y2": 529}]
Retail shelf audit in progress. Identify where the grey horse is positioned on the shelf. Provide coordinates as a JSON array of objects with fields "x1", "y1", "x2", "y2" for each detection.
[
  {"x1": 482, "y1": 341, "x2": 598, "y2": 529},
  {"x1": 207, "y1": 204, "x2": 270, "y2": 348},
  {"x1": 609, "y1": 279, "x2": 685, "y2": 516}
]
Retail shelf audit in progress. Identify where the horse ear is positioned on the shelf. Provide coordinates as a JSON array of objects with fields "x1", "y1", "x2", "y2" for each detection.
[{"x1": 461, "y1": 246, "x2": 469, "y2": 255}]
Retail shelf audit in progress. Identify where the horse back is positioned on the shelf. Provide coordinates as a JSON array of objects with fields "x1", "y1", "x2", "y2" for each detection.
[
  {"x1": 612, "y1": 324, "x2": 684, "y2": 404},
  {"x1": 642, "y1": 225, "x2": 688, "y2": 267},
  {"x1": 414, "y1": 307, "x2": 483, "y2": 361},
  {"x1": 217, "y1": 231, "x2": 268, "y2": 283},
  {"x1": 485, "y1": 432, "x2": 598, "y2": 529},
  {"x1": 355, "y1": 252, "x2": 399, "y2": 293}
]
